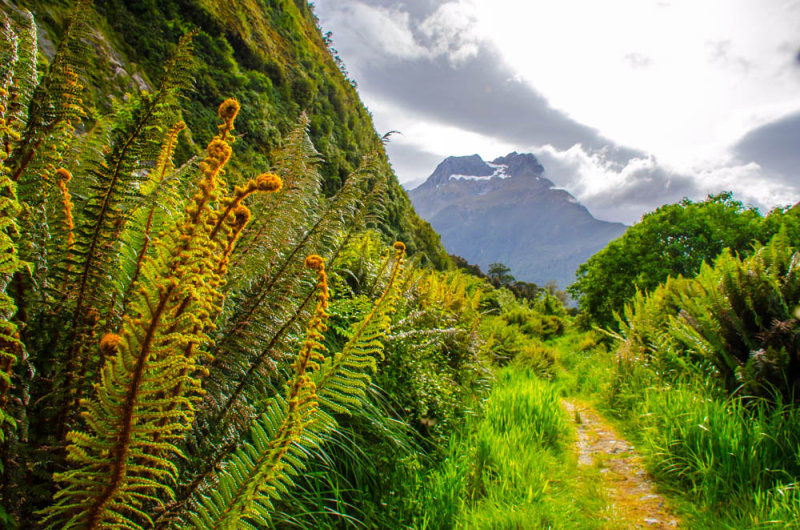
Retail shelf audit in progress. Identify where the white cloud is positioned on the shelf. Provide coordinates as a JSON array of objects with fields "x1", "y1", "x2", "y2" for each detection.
[
  {"x1": 465, "y1": 0, "x2": 800, "y2": 166},
  {"x1": 534, "y1": 144, "x2": 800, "y2": 224},
  {"x1": 417, "y1": 2, "x2": 482, "y2": 64},
  {"x1": 318, "y1": 1, "x2": 485, "y2": 69},
  {"x1": 321, "y1": 2, "x2": 429, "y2": 66}
]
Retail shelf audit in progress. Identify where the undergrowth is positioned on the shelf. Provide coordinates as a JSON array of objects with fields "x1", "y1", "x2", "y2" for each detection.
[{"x1": 410, "y1": 368, "x2": 606, "y2": 529}]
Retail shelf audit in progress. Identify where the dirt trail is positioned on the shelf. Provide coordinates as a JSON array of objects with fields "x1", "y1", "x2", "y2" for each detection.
[{"x1": 562, "y1": 400, "x2": 679, "y2": 529}]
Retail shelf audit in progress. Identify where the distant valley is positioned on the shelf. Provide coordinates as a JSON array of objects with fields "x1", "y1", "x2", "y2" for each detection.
[{"x1": 408, "y1": 152, "x2": 627, "y2": 289}]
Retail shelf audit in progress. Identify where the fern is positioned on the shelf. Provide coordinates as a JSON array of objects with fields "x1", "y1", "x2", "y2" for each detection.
[
  {"x1": 315, "y1": 242, "x2": 405, "y2": 414},
  {"x1": 181, "y1": 243, "x2": 405, "y2": 528},
  {"x1": 180, "y1": 254, "x2": 331, "y2": 529},
  {"x1": 0, "y1": 152, "x2": 23, "y2": 444},
  {"x1": 194, "y1": 152, "x2": 386, "y2": 451},
  {"x1": 0, "y1": 5, "x2": 33, "y2": 447},
  {"x1": 117, "y1": 121, "x2": 190, "y2": 317},
  {"x1": 7, "y1": 0, "x2": 90, "y2": 186},
  {"x1": 52, "y1": 34, "x2": 195, "y2": 437},
  {"x1": 43, "y1": 99, "x2": 283, "y2": 529}
]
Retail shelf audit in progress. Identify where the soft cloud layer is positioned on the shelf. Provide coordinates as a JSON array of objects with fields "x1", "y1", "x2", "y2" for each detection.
[
  {"x1": 534, "y1": 145, "x2": 797, "y2": 224},
  {"x1": 315, "y1": 0, "x2": 800, "y2": 223}
]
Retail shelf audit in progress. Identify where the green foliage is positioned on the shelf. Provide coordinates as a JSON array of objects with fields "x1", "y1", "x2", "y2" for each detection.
[
  {"x1": 670, "y1": 232, "x2": 800, "y2": 400},
  {"x1": 594, "y1": 231, "x2": 800, "y2": 526},
  {"x1": 0, "y1": 5, "x2": 452, "y2": 526},
  {"x1": 617, "y1": 231, "x2": 800, "y2": 402},
  {"x1": 607, "y1": 360, "x2": 800, "y2": 527},
  {"x1": 570, "y1": 193, "x2": 800, "y2": 328},
  {"x1": 378, "y1": 268, "x2": 488, "y2": 439},
  {"x1": 19, "y1": 0, "x2": 450, "y2": 267},
  {"x1": 410, "y1": 369, "x2": 604, "y2": 529}
]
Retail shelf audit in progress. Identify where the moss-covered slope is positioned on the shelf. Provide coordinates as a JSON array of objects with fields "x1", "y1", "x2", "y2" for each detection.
[{"x1": 19, "y1": 0, "x2": 450, "y2": 266}]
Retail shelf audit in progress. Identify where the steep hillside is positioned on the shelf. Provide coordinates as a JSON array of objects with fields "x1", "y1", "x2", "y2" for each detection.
[
  {"x1": 16, "y1": 0, "x2": 450, "y2": 266},
  {"x1": 409, "y1": 152, "x2": 627, "y2": 288}
]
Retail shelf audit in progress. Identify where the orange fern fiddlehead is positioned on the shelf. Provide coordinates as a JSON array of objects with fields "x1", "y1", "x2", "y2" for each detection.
[
  {"x1": 45, "y1": 98, "x2": 282, "y2": 529},
  {"x1": 188, "y1": 255, "x2": 330, "y2": 528}
]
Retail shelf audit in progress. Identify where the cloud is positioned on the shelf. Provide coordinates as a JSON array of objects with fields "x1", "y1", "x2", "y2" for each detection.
[
  {"x1": 534, "y1": 145, "x2": 697, "y2": 223},
  {"x1": 320, "y1": 2, "x2": 429, "y2": 65},
  {"x1": 317, "y1": 0, "x2": 482, "y2": 68},
  {"x1": 315, "y1": 0, "x2": 800, "y2": 224},
  {"x1": 318, "y1": 1, "x2": 637, "y2": 156},
  {"x1": 416, "y1": 2, "x2": 481, "y2": 65},
  {"x1": 359, "y1": 46, "x2": 650, "y2": 166},
  {"x1": 735, "y1": 111, "x2": 800, "y2": 182},
  {"x1": 535, "y1": 143, "x2": 799, "y2": 224}
]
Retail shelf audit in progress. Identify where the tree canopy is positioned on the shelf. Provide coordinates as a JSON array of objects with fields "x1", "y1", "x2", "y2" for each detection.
[{"x1": 568, "y1": 193, "x2": 800, "y2": 328}]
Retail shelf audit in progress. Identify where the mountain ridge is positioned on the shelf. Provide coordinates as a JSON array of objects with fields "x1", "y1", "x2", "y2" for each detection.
[{"x1": 409, "y1": 152, "x2": 627, "y2": 288}]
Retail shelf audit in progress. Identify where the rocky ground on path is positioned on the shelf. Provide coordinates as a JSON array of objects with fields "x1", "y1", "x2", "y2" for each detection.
[{"x1": 562, "y1": 400, "x2": 680, "y2": 529}]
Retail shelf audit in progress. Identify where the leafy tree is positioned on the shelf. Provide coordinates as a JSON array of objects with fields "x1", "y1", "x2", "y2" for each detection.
[
  {"x1": 569, "y1": 193, "x2": 800, "y2": 328},
  {"x1": 488, "y1": 262, "x2": 515, "y2": 287}
]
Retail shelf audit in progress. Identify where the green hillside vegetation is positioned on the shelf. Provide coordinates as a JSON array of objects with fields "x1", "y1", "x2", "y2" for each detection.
[
  {"x1": 569, "y1": 192, "x2": 800, "y2": 329},
  {"x1": 13, "y1": 0, "x2": 450, "y2": 268},
  {"x1": 2, "y1": 1, "x2": 800, "y2": 529}
]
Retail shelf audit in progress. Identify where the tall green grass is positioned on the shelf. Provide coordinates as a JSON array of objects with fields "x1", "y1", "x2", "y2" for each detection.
[
  {"x1": 597, "y1": 353, "x2": 800, "y2": 528},
  {"x1": 411, "y1": 368, "x2": 606, "y2": 529}
]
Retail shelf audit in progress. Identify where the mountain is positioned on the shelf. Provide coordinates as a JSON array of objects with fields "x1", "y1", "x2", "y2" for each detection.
[
  {"x1": 409, "y1": 152, "x2": 627, "y2": 288},
  {"x1": 15, "y1": 0, "x2": 449, "y2": 267}
]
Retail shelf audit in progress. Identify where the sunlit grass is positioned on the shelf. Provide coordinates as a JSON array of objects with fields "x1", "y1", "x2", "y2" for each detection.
[
  {"x1": 413, "y1": 367, "x2": 608, "y2": 529},
  {"x1": 554, "y1": 328, "x2": 800, "y2": 529}
]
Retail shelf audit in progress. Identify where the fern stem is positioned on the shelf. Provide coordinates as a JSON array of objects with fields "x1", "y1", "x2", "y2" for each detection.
[
  {"x1": 211, "y1": 284, "x2": 317, "y2": 440},
  {"x1": 84, "y1": 284, "x2": 174, "y2": 529}
]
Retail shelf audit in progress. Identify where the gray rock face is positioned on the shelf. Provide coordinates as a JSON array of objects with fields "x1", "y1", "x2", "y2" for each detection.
[{"x1": 409, "y1": 152, "x2": 627, "y2": 288}]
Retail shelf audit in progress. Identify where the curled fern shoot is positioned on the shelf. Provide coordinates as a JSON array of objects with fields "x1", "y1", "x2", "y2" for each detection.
[
  {"x1": 186, "y1": 243, "x2": 404, "y2": 527},
  {"x1": 186, "y1": 255, "x2": 330, "y2": 529},
  {"x1": 43, "y1": 98, "x2": 282, "y2": 529}
]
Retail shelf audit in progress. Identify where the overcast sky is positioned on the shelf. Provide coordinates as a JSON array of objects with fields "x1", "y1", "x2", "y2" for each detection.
[{"x1": 315, "y1": 0, "x2": 800, "y2": 224}]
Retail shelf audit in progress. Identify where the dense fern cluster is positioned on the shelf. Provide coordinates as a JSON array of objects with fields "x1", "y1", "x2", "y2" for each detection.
[
  {"x1": 0, "y1": 5, "x2": 424, "y2": 528},
  {"x1": 617, "y1": 230, "x2": 800, "y2": 402}
]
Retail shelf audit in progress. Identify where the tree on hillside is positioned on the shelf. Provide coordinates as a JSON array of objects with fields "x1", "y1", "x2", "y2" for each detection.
[
  {"x1": 450, "y1": 254, "x2": 486, "y2": 278},
  {"x1": 568, "y1": 193, "x2": 800, "y2": 329},
  {"x1": 488, "y1": 262, "x2": 515, "y2": 287}
]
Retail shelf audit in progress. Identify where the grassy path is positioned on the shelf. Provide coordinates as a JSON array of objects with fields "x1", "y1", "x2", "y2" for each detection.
[
  {"x1": 563, "y1": 400, "x2": 679, "y2": 529},
  {"x1": 416, "y1": 367, "x2": 686, "y2": 528}
]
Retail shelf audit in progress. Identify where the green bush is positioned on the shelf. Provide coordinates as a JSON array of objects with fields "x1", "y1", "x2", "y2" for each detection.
[
  {"x1": 571, "y1": 193, "x2": 800, "y2": 329},
  {"x1": 617, "y1": 231, "x2": 800, "y2": 402}
]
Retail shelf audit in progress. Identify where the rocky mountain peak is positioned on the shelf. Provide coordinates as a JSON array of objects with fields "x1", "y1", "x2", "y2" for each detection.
[
  {"x1": 408, "y1": 152, "x2": 627, "y2": 288},
  {"x1": 491, "y1": 152, "x2": 545, "y2": 178},
  {"x1": 417, "y1": 152, "x2": 549, "y2": 190}
]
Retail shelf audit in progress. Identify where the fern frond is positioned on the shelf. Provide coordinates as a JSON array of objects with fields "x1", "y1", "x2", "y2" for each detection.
[
  {"x1": 117, "y1": 121, "x2": 191, "y2": 317},
  {"x1": 0, "y1": 169, "x2": 23, "y2": 442},
  {"x1": 53, "y1": 34, "x2": 195, "y2": 436},
  {"x1": 0, "y1": 13, "x2": 27, "y2": 437},
  {"x1": 182, "y1": 255, "x2": 331, "y2": 529},
  {"x1": 43, "y1": 98, "x2": 283, "y2": 529},
  {"x1": 7, "y1": 0, "x2": 91, "y2": 186},
  {"x1": 315, "y1": 242, "x2": 405, "y2": 414},
  {"x1": 195, "y1": 152, "x2": 384, "y2": 446},
  {"x1": 177, "y1": 244, "x2": 404, "y2": 527}
]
